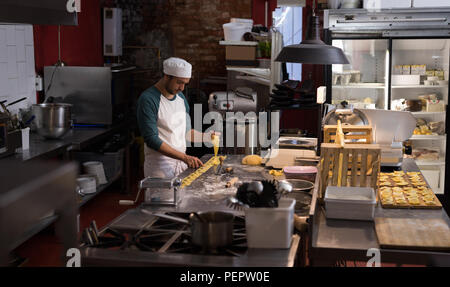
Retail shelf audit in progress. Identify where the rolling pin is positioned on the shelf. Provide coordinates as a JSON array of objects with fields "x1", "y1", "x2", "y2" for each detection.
[{"x1": 226, "y1": 177, "x2": 239, "y2": 188}]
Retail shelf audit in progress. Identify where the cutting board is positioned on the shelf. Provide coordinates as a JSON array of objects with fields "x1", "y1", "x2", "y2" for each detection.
[
  {"x1": 264, "y1": 149, "x2": 316, "y2": 169},
  {"x1": 375, "y1": 218, "x2": 450, "y2": 251}
]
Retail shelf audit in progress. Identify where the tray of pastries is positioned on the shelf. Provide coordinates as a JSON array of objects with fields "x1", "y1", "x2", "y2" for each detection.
[{"x1": 378, "y1": 171, "x2": 442, "y2": 209}]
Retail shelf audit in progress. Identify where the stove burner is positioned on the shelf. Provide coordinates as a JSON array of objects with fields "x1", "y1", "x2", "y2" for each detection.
[{"x1": 85, "y1": 213, "x2": 249, "y2": 257}]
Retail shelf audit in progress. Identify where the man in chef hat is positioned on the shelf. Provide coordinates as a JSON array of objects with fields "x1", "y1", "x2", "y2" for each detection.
[{"x1": 137, "y1": 57, "x2": 215, "y2": 178}]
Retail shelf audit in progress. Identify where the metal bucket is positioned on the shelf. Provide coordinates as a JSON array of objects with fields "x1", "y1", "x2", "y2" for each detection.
[{"x1": 32, "y1": 103, "x2": 72, "y2": 139}]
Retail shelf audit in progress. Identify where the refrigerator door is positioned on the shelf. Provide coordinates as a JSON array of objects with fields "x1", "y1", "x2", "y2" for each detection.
[
  {"x1": 391, "y1": 38, "x2": 449, "y2": 195},
  {"x1": 331, "y1": 39, "x2": 389, "y2": 110}
]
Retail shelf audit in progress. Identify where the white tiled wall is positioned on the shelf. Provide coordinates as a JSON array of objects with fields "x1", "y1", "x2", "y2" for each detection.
[{"x1": 0, "y1": 24, "x2": 36, "y2": 114}]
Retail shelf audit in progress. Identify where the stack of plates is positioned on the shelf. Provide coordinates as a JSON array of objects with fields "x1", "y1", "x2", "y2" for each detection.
[
  {"x1": 76, "y1": 175, "x2": 97, "y2": 194},
  {"x1": 82, "y1": 161, "x2": 107, "y2": 185}
]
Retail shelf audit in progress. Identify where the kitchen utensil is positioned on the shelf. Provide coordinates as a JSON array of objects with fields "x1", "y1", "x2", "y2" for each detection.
[
  {"x1": 325, "y1": 186, "x2": 376, "y2": 221},
  {"x1": 76, "y1": 175, "x2": 97, "y2": 194},
  {"x1": 245, "y1": 197, "x2": 296, "y2": 249},
  {"x1": 227, "y1": 196, "x2": 249, "y2": 211},
  {"x1": 82, "y1": 161, "x2": 107, "y2": 185},
  {"x1": 141, "y1": 209, "x2": 235, "y2": 250},
  {"x1": 276, "y1": 180, "x2": 293, "y2": 198},
  {"x1": 6, "y1": 97, "x2": 27, "y2": 107},
  {"x1": 375, "y1": 218, "x2": 450, "y2": 251},
  {"x1": 32, "y1": 103, "x2": 72, "y2": 139},
  {"x1": 191, "y1": 212, "x2": 205, "y2": 223},
  {"x1": 283, "y1": 166, "x2": 318, "y2": 182},
  {"x1": 226, "y1": 177, "x2": 239, "y2": 188},
  {"x1": 282, "y1": 179, "x2": 314, "y2": 193}
]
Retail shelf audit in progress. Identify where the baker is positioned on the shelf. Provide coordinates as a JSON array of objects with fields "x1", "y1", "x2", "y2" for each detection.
[{"x1": 137, "y1": 57, "x2": 218, "y2": 178}]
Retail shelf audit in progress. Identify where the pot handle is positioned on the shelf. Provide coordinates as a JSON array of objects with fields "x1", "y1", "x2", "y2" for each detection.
[{"x1": 141, "y1": 209, "x2": 190, "y2": 225}]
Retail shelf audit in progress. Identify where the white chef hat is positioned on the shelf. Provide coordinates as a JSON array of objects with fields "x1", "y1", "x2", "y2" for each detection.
[{"x1": 163, "y1": 57, "x2": 192, "y2": 78}]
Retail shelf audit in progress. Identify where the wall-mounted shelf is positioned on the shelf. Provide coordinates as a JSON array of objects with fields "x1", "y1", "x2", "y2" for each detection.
[{"x1": 226, "y1": 67, "x2": 271, "y2": 80}]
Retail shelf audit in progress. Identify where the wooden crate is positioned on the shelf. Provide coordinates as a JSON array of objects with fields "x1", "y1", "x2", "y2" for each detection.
[
  {"x1": 323, "y1": 125, "x2": 373, "y2": 144},
  {"x1": 319, "y1": 143, "x2": 381, "y2": 200}
]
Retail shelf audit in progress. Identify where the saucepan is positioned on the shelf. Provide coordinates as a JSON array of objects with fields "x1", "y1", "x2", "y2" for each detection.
[{"x1": 141, "y1": 210, "x2": 234, "y2": 250}]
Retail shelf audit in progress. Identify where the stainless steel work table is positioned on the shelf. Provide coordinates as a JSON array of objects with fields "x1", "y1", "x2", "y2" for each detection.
[
  {"x1": 13, "y1": 126, "x2": 123, "y2": 162},
  {"x1": 308, "y1": 158, "x2": 450, "y2": 266},
  {"x1": 80, "y1": 154, "x2": 301, "y2": 267}
]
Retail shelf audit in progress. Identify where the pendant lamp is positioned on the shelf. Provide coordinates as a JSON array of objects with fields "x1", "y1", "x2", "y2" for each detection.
[{"x1": 275, "y1": 3, "x2": 349, "y2": 65}]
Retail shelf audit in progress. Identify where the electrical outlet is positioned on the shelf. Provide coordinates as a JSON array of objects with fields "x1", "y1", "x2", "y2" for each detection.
[{"x1": 35, "y1": 75, "x2": 43, "y2": 92}]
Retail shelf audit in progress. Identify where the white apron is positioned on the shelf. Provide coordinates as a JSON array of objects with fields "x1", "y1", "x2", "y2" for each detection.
[{"x1": 144, "y1": 93, "x2": 188, "y2": 178}]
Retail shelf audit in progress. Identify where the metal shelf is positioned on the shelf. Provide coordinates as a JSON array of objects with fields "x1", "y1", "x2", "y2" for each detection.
[
  {"x1": 415, "y1": 160, "x2": 446, "y2": 166},
  {"x1": 392, "y1": 85, "x2": 448, "y2": 88},
  {"x1": 235, "y1": 75, "x2": 270, "y2": 86},
  {"x1": 410, "y1": 134, "x2": 446, "y2": 140},
  {"x1": 332, "y1": 83, "x2": 385, "y2": 89},
  {"x1": 226, "y1": 67, "x2": 271, "y2": 80},
  {"x1": 411, "y1": 111, "x2": 446, "y2": 116}
]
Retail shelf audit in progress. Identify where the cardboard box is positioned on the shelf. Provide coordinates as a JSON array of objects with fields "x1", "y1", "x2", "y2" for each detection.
[
  {"x1": 393, "y1": 65, "x2": 403, "y2": 75},
  {"x1": 402, "y1": 65, "x2": 411, "y2": 75},
  {"x1": 411, "y1": 64, "x2": 426, "y2": 75},
  {"x1": 426, "y1": 70, "x2": 435, "y2": 77},
  {"x1": 392, "y1": 74, "x2": 420, "y2": 85},
  {"x1": 225, "y1": 45, "x2": 258, "y2": 67},
  {"x1": 435, "y1": 70, "x2": 445, "y2": 80}
]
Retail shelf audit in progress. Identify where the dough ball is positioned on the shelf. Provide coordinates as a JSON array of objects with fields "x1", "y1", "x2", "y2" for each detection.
[{"x1": 242, "y1": 155, "x2": 262, "y2": 166}]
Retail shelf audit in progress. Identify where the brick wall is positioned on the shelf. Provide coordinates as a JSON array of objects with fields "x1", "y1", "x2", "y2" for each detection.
[{"x1": 104, "y1": 0, "x2": 251, "y2": 95}]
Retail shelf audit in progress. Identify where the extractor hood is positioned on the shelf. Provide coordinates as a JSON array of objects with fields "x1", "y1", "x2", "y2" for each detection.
[{"x1": 0, "y1": 0, "x2": 78, "y2": 26}]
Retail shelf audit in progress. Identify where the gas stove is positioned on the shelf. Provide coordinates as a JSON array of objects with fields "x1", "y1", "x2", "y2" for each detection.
[{"x1": 80, "y1": 209, "x2": 299, "y2": 267}]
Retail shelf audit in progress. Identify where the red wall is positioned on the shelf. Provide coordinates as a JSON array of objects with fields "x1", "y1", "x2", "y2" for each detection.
[
  {"x1": 33, "y1": 0, "x2": 103, "y2": 75},
  {"x1": 253, "y1": 0, "x2": 325, "y2": 135},
  {"x1": 252, "y1": 0, "x2": 277, "y2": 27}
]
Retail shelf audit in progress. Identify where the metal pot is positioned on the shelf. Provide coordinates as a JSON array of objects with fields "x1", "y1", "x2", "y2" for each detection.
[
  {"x1": 148, "y1": 211, "x2": 234, "y2": 250},
  {"x1": 32, "y1": 103, "x2": 72, "y2": 139},
  {"x1": 189, "y1": 211, "x2": 234, "y2": 249}
]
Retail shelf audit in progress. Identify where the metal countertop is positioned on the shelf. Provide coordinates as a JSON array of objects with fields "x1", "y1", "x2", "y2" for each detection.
[{"x1": 309, "y1": 158, "x2": 450, "y2": 266}]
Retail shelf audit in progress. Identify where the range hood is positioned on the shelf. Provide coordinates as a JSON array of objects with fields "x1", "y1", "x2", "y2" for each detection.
[{"x1": 0, "y1": 0, "x2": 77, "y2": 26}]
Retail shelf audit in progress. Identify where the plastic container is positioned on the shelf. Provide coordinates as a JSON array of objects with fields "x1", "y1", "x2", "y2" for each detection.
[
  {"x1": 223, "y1": 22, "x2": 248, "y2": 41},
  {"x1": 283, "y1": 166, "x2": 317, "y2": 182},
  {"x1": 245, "y1": 198, "x2": 296, "y2": 249},
  {"x1": 230, "y1": 18, "x2": 253, "y2": 31},
  {"x1": 324, "y1": 186, "x2": 376, "y2": 221}
]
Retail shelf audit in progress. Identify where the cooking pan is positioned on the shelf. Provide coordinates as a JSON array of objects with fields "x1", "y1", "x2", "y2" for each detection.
[{"x1": 141, "y1": 210, "x2": 234, "y2": 250}]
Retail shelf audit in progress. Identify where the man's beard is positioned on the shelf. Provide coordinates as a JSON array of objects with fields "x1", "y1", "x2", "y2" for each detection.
[{"x1": 165, "y1": 84, "x2": 177, "y2": 95}]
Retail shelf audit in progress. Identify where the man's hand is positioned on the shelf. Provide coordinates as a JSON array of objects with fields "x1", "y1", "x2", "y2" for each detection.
[{"x1": 183, "y1": 154, "x2": 203, "y2": 169}]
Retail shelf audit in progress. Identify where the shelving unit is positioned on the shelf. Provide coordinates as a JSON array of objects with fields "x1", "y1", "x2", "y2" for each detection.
[
  {"x1": 332, "y1": 83, "x2": 385, "y2": 89},
  {"x1": 392, "y1": 85, "x2": 448, "y2": 89},
  {"x1": 410, "y1": 134, "x2": 447, "y2": 140}
]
